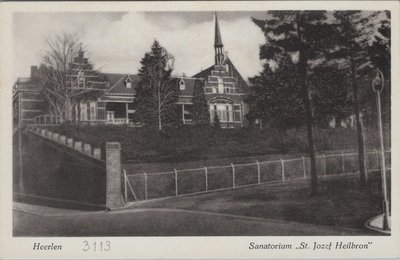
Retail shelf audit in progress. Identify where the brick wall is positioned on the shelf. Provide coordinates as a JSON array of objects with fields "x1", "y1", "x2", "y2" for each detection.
[{"x1": 13, "y1": 128, "x2": 113, "y2": 210}]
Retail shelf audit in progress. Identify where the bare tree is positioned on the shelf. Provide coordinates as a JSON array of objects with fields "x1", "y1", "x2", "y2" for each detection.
[{"x1": 39, "y1": 33, "x2": 96, "y2": 122}]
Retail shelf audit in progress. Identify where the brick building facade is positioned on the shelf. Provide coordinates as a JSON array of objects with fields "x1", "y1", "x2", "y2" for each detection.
[{"x1": 13, "y1": 13, "x2": 250, "y2": 129}]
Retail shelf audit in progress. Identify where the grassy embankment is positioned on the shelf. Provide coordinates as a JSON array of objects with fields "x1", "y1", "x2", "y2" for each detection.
[{"x1": 49, "y1": 124, "x2": 390, "y2": 173}]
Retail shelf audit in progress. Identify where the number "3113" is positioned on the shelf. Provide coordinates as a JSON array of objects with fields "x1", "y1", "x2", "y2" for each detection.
[{"x1": 82, "y1": 241, "x2": 111, "y2": 252}]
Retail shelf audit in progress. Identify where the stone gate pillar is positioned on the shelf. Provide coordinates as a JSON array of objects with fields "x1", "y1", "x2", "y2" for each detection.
[{"x1": 106, "y1": 142, "x2": 125, "y2": 210}]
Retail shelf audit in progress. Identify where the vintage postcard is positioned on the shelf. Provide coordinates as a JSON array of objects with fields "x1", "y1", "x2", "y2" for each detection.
[{"x1": 0, "y1": 1, "x2": 399, "y2": 259}]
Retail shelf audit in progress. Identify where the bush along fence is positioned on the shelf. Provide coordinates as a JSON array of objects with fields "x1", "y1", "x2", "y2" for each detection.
[
  {"x1": 20, "y1": 126, "x2": 125, "y2": 210},
  {"x1": 123, "y1": 150, "x2": 391, "y2": 202}
]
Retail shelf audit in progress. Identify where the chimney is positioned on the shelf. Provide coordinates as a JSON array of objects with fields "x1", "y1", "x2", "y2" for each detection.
[{"x1": 31, "y1": 66, "x2": 39, "y2": 79}]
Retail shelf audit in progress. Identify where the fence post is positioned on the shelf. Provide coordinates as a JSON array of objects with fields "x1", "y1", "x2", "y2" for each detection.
[
  {"x1": 124, "y1": 170, "x2": 127, "y2": 203},
  {"x1": 174, "y1": 169, "x2": 178, "y2": 196},
  {"x1": 144, "y1": 173, "x2": 148, "y2": 200},
  {"x1": 341, "y1": 152, "x2": 345, "y2": 173},
  {"x1": 281, "y1": 158, "x2": 285, "y2": 182},
  {"x1": 204, "y1": 166, "x2": 208, "y2": 192},
  {"x1": 302, "y1": 156, "x2": 306, "y2": 178},
  {"x1": 231, "y1": 163, "x2": 235, "y2": 188},
  {"x1": 105, "y1": 142, "x2": 125, "y2": 210},
  {"x1": 256, "y1": 160, "x2": 261, "y2": 184},
  {"x1": 322, "y1": 154, "x2": 327, "y2": 175}
]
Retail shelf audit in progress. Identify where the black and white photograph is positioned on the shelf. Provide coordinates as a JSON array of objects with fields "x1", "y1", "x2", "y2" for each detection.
[{"x1": 1, "y1": 1, "x2": 399, "y2": 259}]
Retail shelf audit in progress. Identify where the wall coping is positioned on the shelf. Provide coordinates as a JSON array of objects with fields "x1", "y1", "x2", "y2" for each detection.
[{"x1": 28, "y1": 126, "x2": 105, "y2": 163}]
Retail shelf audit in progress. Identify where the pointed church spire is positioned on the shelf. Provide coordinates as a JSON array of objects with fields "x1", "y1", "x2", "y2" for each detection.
[
  {"x1": 214, "y1": 12, "x2": 225, "y2": 65},
  {"x1": 214, "y1": 12, "x2": 223, "y2": 48}
]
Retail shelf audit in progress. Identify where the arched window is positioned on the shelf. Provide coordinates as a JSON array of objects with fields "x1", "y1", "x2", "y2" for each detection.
[{"x1": 209, "y1": 98, "x2": 241, "y2": 127}]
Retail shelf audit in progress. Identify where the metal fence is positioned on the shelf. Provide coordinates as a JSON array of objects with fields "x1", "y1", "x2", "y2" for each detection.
[{"x1": 123, "y1": 150, "x2": 391, "y2": 202}]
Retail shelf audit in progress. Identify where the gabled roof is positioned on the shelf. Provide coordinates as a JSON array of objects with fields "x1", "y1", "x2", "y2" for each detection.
[
  {"x1": 170, "y1": 77, "x2": 203, "y2": 96},
  {"x1": 192, "y1": 58, "x2": 249, "y2": 93},
  {"x1": 104, "y1": 73, "x2": 139, "y2": 95},
  {"x1": 104, "y1": 73, "x2": 204, "y2": 97}
]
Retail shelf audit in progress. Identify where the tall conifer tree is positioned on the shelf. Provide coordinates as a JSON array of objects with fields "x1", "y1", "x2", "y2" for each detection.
[
  {"x1": 252, "y1": 11, "x2": 334, "y2": 196},
  {"x1": 134, "y1": 41, "x2": 178, "y2": 130},
  {"x1": 247, "y1": 55, "x2": 303, "y2": 128},
  {"x1": 192, "y1": 79, "x2": 210, "y2": 126},
  {"x1": 330, "y1": 11, "x2": 379, "y2": 185}
]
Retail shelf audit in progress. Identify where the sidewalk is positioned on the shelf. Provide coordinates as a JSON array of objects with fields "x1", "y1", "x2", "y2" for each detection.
[
  {"x1": 365, "y1": 214, "x2": 391, "y2": 234},
  {"x1": 13, "y1": 202, "x2": 105, "y2": 216}
]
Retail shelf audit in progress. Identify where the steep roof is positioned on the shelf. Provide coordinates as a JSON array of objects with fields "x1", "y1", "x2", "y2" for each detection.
[
  {"x1": 170, "y1": 77, "x2": 203, "y2": 96},
  {"x1": 103, "y1": 73, "x2": 201, "y2": 97},
  {"x1": 192, "y1": 58, "x2": 249, "y2": 93},
  {"x1": 104, "y1": 73, "x2": 139, "y2": 95}
]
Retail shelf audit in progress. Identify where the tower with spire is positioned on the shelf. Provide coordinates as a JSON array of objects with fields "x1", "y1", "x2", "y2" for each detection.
[
  {"x1": 191, "y1": 12, "x2": 250, "y2": 128},
  {"x1": 214, "y1": 12, "x2": 225, "y2": 65}
]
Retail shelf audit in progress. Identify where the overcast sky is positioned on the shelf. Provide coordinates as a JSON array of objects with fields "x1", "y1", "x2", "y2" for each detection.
[{"x1": 13, "y1": 12, "x2": 267, "y2": 81}]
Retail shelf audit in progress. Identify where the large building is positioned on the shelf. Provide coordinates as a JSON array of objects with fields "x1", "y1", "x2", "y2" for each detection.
[{"x1": 13, "y1": 13, "x2": 250, "y2": 130}]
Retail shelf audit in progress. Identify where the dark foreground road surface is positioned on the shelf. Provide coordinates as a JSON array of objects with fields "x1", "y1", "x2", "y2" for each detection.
[{"x1": 13, "y1": 203, "x2": 374, "y2": 236}]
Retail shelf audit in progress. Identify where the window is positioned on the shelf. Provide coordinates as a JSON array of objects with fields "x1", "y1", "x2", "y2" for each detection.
[
  {"x1": 90, "y1": 101, "x2": 96, "y2": 120},
  {"x1": 86, "y1": 102, "x2": 90, "y2": 120},
  {"x1": 209, "y1": 101, "x2": 241, "y2": 124},
  {"x1": 106, "y1": 111, "x2": 114, "y2": 122},
  {"x1": 125, "y1": 76, "x2": 132, "y2": 88},
  {"x1": 210, "y1": 103, "x2": 233, "y2": 123},
  {"x1": 209, "y1": 76, "x2": 218, "y2": 82},
  {"x1": 217, "y1": 77, "x2": 224, "y2": 93},
  {"x1": 179, "y1": 79, "x2": 185, "y2": 90},
  {"x1": 183, "y1": 105, "x2": 193, "y2": 121},
  {"x1": 80, "y1": 103, "x2": 86, "y2": 121},
  {"x1": 226, "y1": 105, "x2": 232, "y2": 122},
  {"x1": 234, "y1": 105, "x2": 241, "y2": 122},
  {"x1": 74, "y1": 105, "x2": 79, "y2": 121},
  {"x1": 77, "y1": 70, "x2": 85, "y2": 88}
]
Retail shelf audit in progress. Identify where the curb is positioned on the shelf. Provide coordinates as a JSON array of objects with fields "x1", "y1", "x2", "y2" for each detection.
[{"x1": 365, "y1": 214, "x2": 391, "y2": 235}]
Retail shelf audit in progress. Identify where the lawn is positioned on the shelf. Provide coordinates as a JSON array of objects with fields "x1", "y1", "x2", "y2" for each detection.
[
  {"x1": 49, "y1": 124, "x2": 390, "y2": 163},
  {"x1": 126, "y1": 172, "x2": 390, "y2": 231}
]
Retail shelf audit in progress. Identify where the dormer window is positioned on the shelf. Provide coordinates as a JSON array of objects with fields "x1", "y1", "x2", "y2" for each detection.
[
  {"x1": 125, "y1": 76, "x2": 132, "y2": 89},
  {"x1": 77, "y1": 70, "x2": 85, "y2": 88},
  {"x1": 179, "y1": 79, "x2": 185, "y2": 90}
]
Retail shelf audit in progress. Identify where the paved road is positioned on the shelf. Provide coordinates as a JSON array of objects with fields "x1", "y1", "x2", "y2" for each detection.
[{"x1": 13, "y1": 203, "x2": 372, "y2": 236}]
